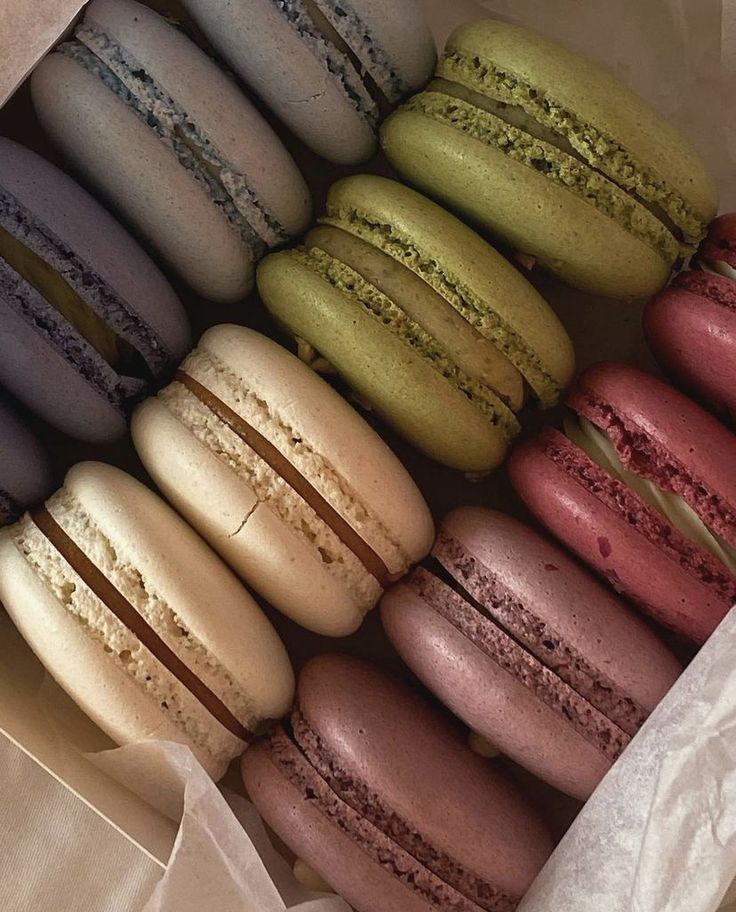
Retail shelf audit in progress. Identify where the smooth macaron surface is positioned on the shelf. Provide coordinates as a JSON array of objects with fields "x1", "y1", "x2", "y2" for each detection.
[
  {"x1": 0, "y1": 397, "x2": 51, "y2": 526},
  {"x1": 0, "y1": 462, "x2": 295, "y2": 779},
  {"x1": 0, "y1": 138, "x2": 189, "y2": 443},
  {"x1": 132, "y1": 326, "x2": 434, "y2": 636},
  {"x1": 380, "y1": 19, "x2": 717, "y2": 300},
  {"x1": 180, "y1": 0, "x2": 436, "y2": 165},
  {"x1": 242, "y1": 654, "x2": 554, "y2": 912},
  {"x1": 31, "y1": 0, "x2": 311, "y2": 302},
  {"x1": 258, "y1": 174, "x2": 575, "y2": 473},
  {"x1": 382, "y1": 507, "x2": 681, "y2": 799},
  {"x1": 510, "y1": 362, "x2": 736, "y2": 644}
]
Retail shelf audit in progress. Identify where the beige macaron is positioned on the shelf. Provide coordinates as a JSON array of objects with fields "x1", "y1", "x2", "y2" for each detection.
[
  {"x1": 0, "y1": 462, "x2": 295, "y2": 780},
  {"x1": 132, "y1": 326, "x2": 435, "y2": 636}
]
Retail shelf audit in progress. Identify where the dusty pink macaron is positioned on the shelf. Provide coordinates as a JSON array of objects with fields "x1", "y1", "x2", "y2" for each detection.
[
  {"x1": 242, "y1": 654, "x2": 553, "y2": 912},
  {"x1": 645, "y1": 215, "x2": 736, "y2": 421},
  {"x1": 509, "y1": 362, "x2": 736, "y2": 645},
  {"x1": 381, "y1": 508, "x2": 681, "y2": 800}
]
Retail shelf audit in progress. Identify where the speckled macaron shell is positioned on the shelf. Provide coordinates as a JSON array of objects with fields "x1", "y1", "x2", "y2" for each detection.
[
  {"x1": 0, "y1": 398, "x2": 51, "y2": 525},
  {"x1": 258, "y1": 174, "x2": 574, "y2": 472},
  {"x1": 31, "y1": 0, "x2": 311, "y2": 302},
  {"x1": 0, "y1": 138, "x2": 189, "y2": 443},
  {"x1": 132, "y1": 326, "x2": 434, "y2": 636},
  {"x1": 382, "y1": 508, "x2": 681, "y2": 799},
  {"x1": 180, "y1": 0, "x2": 436, "y2": 165},
  {"x1": 381, "y1": 20, "x2": 717, "y2": 300},
  {"x1": 242, "y1": 655, "x2": 553, "y2": 912},
  {"x1": 644, "y1": 270, "x2": 736, "y2": 420},
  {"x1": 0, "y1": 462, "x2": 295, "y2": 780},
  {"x1": 699, "y1": 213, "x2": 736, "y2": 269}
]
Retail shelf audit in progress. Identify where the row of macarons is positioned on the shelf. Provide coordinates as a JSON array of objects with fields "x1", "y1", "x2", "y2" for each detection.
[{"x1": 24, "y1": 0, "x2": 718, "y2": 309}]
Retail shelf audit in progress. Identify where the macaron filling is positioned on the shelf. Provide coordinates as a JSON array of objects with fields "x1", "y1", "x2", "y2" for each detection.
[
  {"x1": 12, "y1": 490, "x2": 259, "y2": 761},
  {"x1": 265, "y1": 713, "x2": 518, "y2": 912},
  {"x1": 321, "y1": 201, "x2": 562, "y2": 408},
  {"x1": 407, "y1": 554, "x2": 635, "y2": 758},
  {"x1": 434, "y1": 48, "x2": 705, "y2": 249},
  {"x1": 59, "y1": 26, "x2": 288, "y2": 254},
  {"x1": 564, "y1": 413, "x2": 736, "y2": 574}
]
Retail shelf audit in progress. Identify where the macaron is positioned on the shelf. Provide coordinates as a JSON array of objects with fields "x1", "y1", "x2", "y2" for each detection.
[
  {"x1": 257, "y1": 174, "x2": 575, "y2": 473},
  {"x1": 180, "y1": 0, "x2": 436, "y2": 165},
  {"x1": 241, "y1": 654, "x2": 554, "y2": 912},
  {"x1": 380, "y1": 20, "x2": 718, "y2": 300},
  {"x1": 645, "y1": 215, "x2": 736, "y2": 420},
  {"x1": 0, "y1": 138, "x2": 189, "y2": 443},
  {"x1": 0, "y1": 397, "x2": 51, "y2": 526},
  {"x1": 509, "y1": 362, "x2": 736, "y2": 644},
  {"x1": 0, "y1": 462, "x2": 295, "y2": 780},
  {"x1": 381, "y1": 507, "x2": 682, "y2": 800},
  {"x1": 132, "y1": 325, "x2": 434, "y2": 636},
  {"x1": 31, "y1": 0, "x2": 311, "y2": 302}
]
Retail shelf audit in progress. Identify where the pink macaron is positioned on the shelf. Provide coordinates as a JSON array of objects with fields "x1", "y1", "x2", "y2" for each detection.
[
  {"x1": 381, "y1": 507, "x2": 681, "y2": 800},
  {"x1": 509, "y1": 362, "x2": 736, "y2": 645},
  {"x1": 645, "y1": 214, "x2": 736, "y2": 421}
]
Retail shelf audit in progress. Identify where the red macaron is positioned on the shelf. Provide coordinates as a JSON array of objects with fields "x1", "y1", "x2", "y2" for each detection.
[
  {"x1": 381, "y1": 507, "x2": 681, "y2": 800},
  {"x1": 509, "y1": 362, "x2": 736, "y2": 645},
  {"x1": 644, "y1": 215, "x2": 736, "y2": 420},
  {"x1": 242, "y1": 654, "x2": 553, "y2": 912}
]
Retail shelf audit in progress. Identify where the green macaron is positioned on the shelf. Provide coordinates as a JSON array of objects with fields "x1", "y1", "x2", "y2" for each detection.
[
  {"x1": 379, "y1": 20, "x2": 718, "y2": 301},
  {"x1": 257, "y1": 175, "x2": 574, "y2": 474}
]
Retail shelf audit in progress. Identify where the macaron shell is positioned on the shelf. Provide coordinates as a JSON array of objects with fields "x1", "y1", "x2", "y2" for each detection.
[
  {"x1": 381, "y1": 586, "x2": 610, "y2": 800},
  {"x1": 444, "y1": 20, "x2": 717, "y2": 225},
  {"x1": 644, "y1": 277, "x2": 736, "y2": 420},
  {"x1": 257, "y1": 252, "x2": 508, "y2": 472},
  {"x1": 132, "y1": 397, "x2": 367, "y2": 637},
  {"x1": 85, "y1": 0, "x2": 311, "y2": 237},
  {"x1": 700, "y1": 213, "x2": 736, "y2": 267},
  {"x1": 297, "y1": 654, "x2": 553, "y2": 898},
  {"x1": 380, "y1": 109, "x2": 673, "y2": 300},
  {"x1": 179, "y1": 0, "x2": 377, "y2": 165},
  {"x1": 325, "y1": 174, "x2": 575, "y2": 397},
  {"x1": 32, "y1": 53, "x2": 252, "y2": 302},
  {"x1": 0, "y1": 398, "x2": 51, "y2": 517},
  {"x1": 509, "y1": 434, "x2": 731, "y2": 643}
]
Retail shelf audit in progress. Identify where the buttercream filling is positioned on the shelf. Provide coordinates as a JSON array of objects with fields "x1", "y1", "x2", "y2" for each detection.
[
  {"x1": 321, "y1": 204, "x2": 561, "y2": 407},
  {"x1": 702, "y1": 260, "x2": 736, "y2": 282},
  {"x1": 436, "y1": 50, "x2": 704, "y2": 250},
  {"x1": 401, "y1": 91, "x2": 678, "y2": 265},
  {"x1": 272, "y1": 0, "x2": 379, "y2": 126},
  {"x1": 270, "y1": 713, "x2": 516, "y2": 912},
  {"x1": 21, "y1": 500, "x2": 257, "y2": 746},
  {"x1": 289, "y1": 245, "x2": 521, "y2": 440},
  {"x1": 564, "y1": 413, "x2": 736, "y2": 574},
  {"x1": 60, "y1": 28, "x2": 287, "y2": 253}
]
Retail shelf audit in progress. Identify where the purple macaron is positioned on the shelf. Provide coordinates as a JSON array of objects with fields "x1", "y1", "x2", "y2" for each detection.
[
  {"x1": 0, "y1": 395, "x2": 51, "y2": 524},
  {"x1": 0, "y1": 138, "x2": 189, "y2": 443}
]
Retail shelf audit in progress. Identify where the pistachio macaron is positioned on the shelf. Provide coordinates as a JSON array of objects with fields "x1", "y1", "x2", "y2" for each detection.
[
  {"x1": 257, "y1": 175, "x2": 574, "y2": 473},
  {"x1": 0, "y1": 462, "x2": 295, "y2": 780},
  {"x1": 132, "y1": 326, "x2": 434, "y2": 636},
  {"x1": 31, "y1": 0, "x2": 311, "y2": 302},
  {"x1": 380, "y1": 20, "x2": 718, "y2": 300}
]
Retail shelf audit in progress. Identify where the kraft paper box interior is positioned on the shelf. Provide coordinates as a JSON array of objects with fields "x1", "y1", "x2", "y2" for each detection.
[{"x1": 3, "y1": 1, "x2": 736, "y2": 911}]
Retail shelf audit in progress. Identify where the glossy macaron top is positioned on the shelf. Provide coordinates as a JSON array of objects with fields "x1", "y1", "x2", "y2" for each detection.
[
  {"x1": 0, "y1": 462, "x2": 295, "y2": 779},
  {"x1": 243, "y1": 654, "x2": 553, "y2": 911},
  {"x1": 180, "y1": 0, "x2": 436, "y2": 164},
  {"x1": 699, "y1": 213, "x2": 736, "y2": 270},
  {"x1": 0, "y1": 397, "x2": 51, "y2": 525},
  {"x1": 32, "y1": 0, "x2": 311, "y2": 301}
]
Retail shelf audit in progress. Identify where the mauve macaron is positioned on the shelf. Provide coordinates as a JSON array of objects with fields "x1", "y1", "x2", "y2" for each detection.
[
  {"x1": 509, "y1": 362, "x2": 736, "y2": 645},
  {"x1": 242, "y1": 654, "x2": 553, "y2": 912},
  {"x1": 0, "y1": 397, "x2": 51, "y2": 525},
  {"x1": 0, "y1": 138, "x2": 189, "y2": 443},
  {"x1": 382, "y1": 507, "x2": 681, "y2": 800},
  {"x1": 645, "y1": 216, "x2": 736, "y2": 421}
]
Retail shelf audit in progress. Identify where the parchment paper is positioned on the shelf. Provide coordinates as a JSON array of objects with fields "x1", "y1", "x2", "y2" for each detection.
[{"x1": 4, "y1": 1, "x2": 736, "y2": 912}]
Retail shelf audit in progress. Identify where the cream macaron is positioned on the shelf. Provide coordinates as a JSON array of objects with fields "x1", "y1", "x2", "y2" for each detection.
[
  {"x1": 31, "y1": 0, "x2": 311, "y2": 302},
  {"x1": 0, "y1": 462, "x2": 294, "y2": 780},
  {"x1": 132, "y1": 326, "x2": 435, "y2": 636}
]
